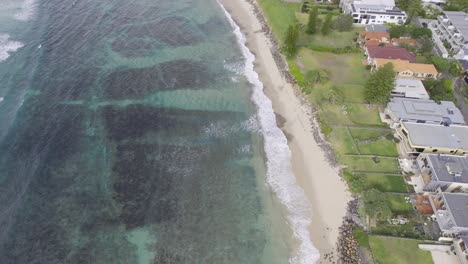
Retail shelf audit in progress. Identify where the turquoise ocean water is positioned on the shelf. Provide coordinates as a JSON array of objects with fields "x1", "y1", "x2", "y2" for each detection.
[{"x1": 0, "y1": 0, "x2": 318, "y2": 263}]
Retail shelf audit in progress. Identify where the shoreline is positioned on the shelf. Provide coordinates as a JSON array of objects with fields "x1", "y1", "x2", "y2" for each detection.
[{"x1": 219, "y1": 0, "x2": 352, "y2": 263}]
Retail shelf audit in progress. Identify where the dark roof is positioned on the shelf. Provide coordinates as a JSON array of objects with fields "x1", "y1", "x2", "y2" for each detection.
[
  {"x1": 367, "y1": 46, "x2": 416, "y2": 62},
  {"x1": 365, "y1": 24, "x2": 390, "y2": 32}
]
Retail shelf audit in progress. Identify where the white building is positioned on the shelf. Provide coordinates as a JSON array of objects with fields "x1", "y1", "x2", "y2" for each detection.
[
  {"x1": 384, "y1": 97, "x2": 465, "y2": 126},
  {"x1": 391, "y1": 78, "x2": 430, "y2": 100},
  {"x1": 429, "y1": 11, "x2": 468, "y2": 58},
  {"x1": 341, "y1": 0, "x2": 407, "y2": 25}
]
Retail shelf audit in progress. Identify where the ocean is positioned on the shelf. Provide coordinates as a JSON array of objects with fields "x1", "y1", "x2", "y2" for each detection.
[{"x1": 0, "y1": 0, "x2": 318, "y2": 263}]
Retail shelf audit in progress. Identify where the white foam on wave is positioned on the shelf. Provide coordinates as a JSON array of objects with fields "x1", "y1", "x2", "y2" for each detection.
[
  {"x1": 217, "y1": 2, "x2": 320, "y2": 263},
  {"x1": 14, "y1": 0, "x2": 36, "y2": 21},
  {"x1": 0, "y1": 34, "x2": 24, "y2": 62}
]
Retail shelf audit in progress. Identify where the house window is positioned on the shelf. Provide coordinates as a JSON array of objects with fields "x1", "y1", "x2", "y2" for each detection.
[
  {"x1": 390, "y1": 16, "x2": 395, "y2": 19},
  {"x1": 402, "y1": 129, "x2": 408, "y2": 137}
]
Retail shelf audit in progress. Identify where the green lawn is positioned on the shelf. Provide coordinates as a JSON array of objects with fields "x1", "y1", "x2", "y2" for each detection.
[
  {"x1": 339, "y1": 84, "x2": 366, "y2": 103},
  {"x1": 369, "y1": 236, "x2": 433, "y2": 264},
  {"x1": 328, "y1": 127, "x2": 359, "y2": 155},
  {"x1": 358, "y1": 173, "x2": 408, "y2": 193},
  {"x1": 349, "y1": 128, "x2": 392, "y2": 141},
  {"x1": 297, "y1": 49, "x2": 368, "y2": 85},
  {"x1": 257, "y1": 0, "x2": 298, "y2": 40},
  {"x1": 353, "y1": 229, "x2": 370, "y2": 249},
  {"x1": 341, "y1": 156, "x2": 401, "y2": 173},
  {"x1": 304, "y1": 27, "x2": 363, "y2": 49},
  {"x1": 322, "y1": 104, "x2": 384, "y2": 126},
  {"x1": 385, "y1": 193, "x2": 414, "y2": 215},
  {"x1": 356, "y1": 138, "x2": 399, "y2": 156}
]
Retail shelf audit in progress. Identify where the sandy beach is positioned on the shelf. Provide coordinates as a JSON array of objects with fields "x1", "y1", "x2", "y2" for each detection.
[{"x1": 219, "y1": 0, "x2": 352, "y2": 262}]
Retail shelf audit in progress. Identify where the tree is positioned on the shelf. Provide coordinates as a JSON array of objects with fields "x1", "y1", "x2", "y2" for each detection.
[
  {"x1": 306, "y1": 6, "x2": 319, "y2": 34},
  {"x1": 283, "y1": 24, "x2": 300, "y2": 57},
  {"x1": 321, "y1": 13, "x2": 333, "y2": 35},
  {"x1": 418, "y1": 36, "x2": 433, "y2": 54},
  {"x1": 430, "y1": 56, "x2": 450, "y2": 72},
  {"x1": 364, "y1": 63, "x2": 396, "y2": 104},
  {"x1": 406, "y1": 0, "x2": 423, "y2": 23},
  {"x1": 411, "y1": 27, "x2": 432, "y2": 39},
  {"x1": 445, "y1": 0, "x2": 468, "y2": 11},
  {"x1": 388, "y1": 25, "x2": 409, "y2": 38},
  {"x1": 333, "y1": 14, "x2": 354, "y2": 32},
  {"x1": 423, "y1": 78, "x2": 455, "y2": 102},
  {"x1": 363, "y1": 189, "x2": 392, "y2": 220},
  {"x1": 332, "y1": 0, "x2": 340, "y2": 5},
  {"x1": 449, "y1": 60, "x2": 462, "y2": 76}
]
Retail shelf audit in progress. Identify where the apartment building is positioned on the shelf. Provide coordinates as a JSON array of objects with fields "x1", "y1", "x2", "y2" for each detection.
[
  {"x1": 429, "y1": 11, "x2": 468, "y2": 58},
  {"x1": 341, "y1": 0, "x2": 407, "y2": 25}
]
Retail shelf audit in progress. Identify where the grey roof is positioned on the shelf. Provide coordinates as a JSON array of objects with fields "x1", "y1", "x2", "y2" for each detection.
[
  {"x1": 426, "y1": 154, "x2": 468, "y2": 183},
  {"x1": 403, "y1": 123, "x2": 468, "y2": 150},
  {"x1": 388, "y1": 98, "x2": 465, "y2": 124},
  {"x1": 366, "y1": 24, "x2": 390, "y2": 32},
  {"x1": 392, "y1": 78, "x2": 429, "y2": 99},
  {"x1": 442, "y1": 192, "x2": 468, "y2": 228},
  {"x1": 443, "y1": 11, "x2": 468, "y2": 38}
]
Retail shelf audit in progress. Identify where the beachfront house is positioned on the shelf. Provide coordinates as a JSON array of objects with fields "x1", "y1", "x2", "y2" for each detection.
[
  {"x1": 429, "y1": 11, "x2": 468, "y2": 58},
  {"x1": 390, "y1": 78, "x2": 430, "y2": 99},
  {"x1": 359, "y1": 31, "x2": 391, "y2": 47},
  {"x1": 396, "y1": 122, "x2": 468, "y2": 155},
  {"x1": 429, "y1": 188, "x2": 468, "y2": 236},
  {"x1": 372, "y1": 58, "x2": 440, "y2": 80},
  {"x1": 384, "y1": 97, "x2": 464, "y2": 127},
  {"x1": 341, "y1": 0, "x2": 407, "y2": 25},
  {"x1": 365, "y1": 46, "x2": 416, "y2": 64},
  {"x1": 416, "y1": 153, "x2": 468, "y2": 193}
]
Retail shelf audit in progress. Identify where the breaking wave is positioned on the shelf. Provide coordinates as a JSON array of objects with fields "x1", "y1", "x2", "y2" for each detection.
[{"x1": 217, "y1": 2, "x2": 320, "y2": 264}]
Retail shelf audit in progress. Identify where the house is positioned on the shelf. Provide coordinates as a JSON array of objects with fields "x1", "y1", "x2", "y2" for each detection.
[
  {"x1": 416, "y1": 153, "x2": 468, "y2": 193},
  {"x1": 429, "y1": 188, "x2": 468, "y2": 236},
  {"x1": 384, "y1": 97, "x2": 464, "y2": 126},
  {"x1": 372, "y1": 58, "x2": 440, "y2": 80},
  {"x1": 451, "y1": 236, "x2": 468, "y2": 264},
  {"x1": 391, "y1": 37, "x2": 417, "y2": 46},
  {"x1": 429, "y1": 11, "x2": 468, "y2": 58},
  {"x1": 341, "y1": 0, "x2": 407, "y2": 25},
  {"x1": 365, "y1": 46, "x2": 416, "y2": 64},
  {"x1": 365, "y1": 24, "x2": 390, "y2": 32},
  {"x1": 359, "y1": 31, "x2": 391, "y2": 47},
  {"x1": 397, "y1": 122, "x2": 468, "y2": 155},
  {"x1": 391, "y1": 78, "x2": 430, "y2": 99}
]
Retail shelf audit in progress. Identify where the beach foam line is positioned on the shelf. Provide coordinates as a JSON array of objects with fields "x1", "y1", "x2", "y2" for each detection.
[
  {"x1": 0, "y1": 34, "x2": 24, "y2": 62},
  {"x1": 217, "y1": 1, "x2": 320, "y2": 263}
]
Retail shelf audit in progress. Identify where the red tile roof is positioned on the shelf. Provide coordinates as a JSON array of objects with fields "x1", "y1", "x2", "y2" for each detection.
[
  {"x1": 367, "y1": 46, "x2": 416, "y2": 62},
  {"x1": 366, "y1": 39, "x2": 393, "y2": 47},
  {"x1": 360, "y1": 31, "x2": 390, "y2": 40}
]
